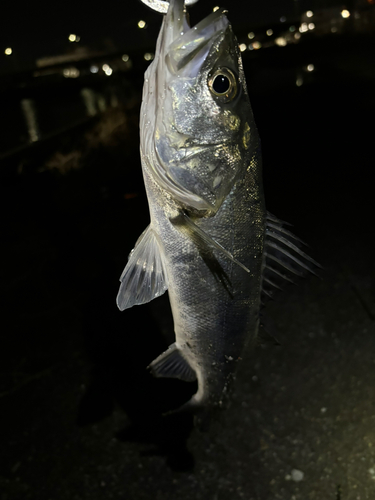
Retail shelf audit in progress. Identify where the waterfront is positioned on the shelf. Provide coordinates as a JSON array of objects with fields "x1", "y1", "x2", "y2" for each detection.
[{"x1": 1, "y1": 8, "x2": 375, "y2": 500}]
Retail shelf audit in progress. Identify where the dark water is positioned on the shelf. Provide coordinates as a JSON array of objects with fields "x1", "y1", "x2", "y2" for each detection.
[{"x1": 1, "y1": 32, "x2": 374, "y2": 500}]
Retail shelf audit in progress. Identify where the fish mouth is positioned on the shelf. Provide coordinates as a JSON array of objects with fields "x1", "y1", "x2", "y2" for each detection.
[
  {"x1": 165, "y1": 0, "x2": 229, "y2": 75},
  {"x1": 141, "y1": 0, "x2": 199, "y2": 15}
]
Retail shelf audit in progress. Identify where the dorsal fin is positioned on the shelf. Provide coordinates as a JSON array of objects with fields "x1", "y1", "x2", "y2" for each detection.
[
  {"x1": 116, "y1": 225, "x2": 168, "y2": 311},
  {"x1": 262, "y1": 212, "x2": 321, "y2": 302}
]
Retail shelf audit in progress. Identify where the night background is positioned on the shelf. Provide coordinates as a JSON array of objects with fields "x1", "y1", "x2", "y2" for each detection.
[{"x1": 1, "y1": 0, "x2": 375, "y2": 499}]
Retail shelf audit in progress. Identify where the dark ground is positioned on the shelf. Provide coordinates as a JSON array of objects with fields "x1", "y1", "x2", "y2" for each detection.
[{"x1": 1, "y1": 34, "x2": 375, "y2": 500}]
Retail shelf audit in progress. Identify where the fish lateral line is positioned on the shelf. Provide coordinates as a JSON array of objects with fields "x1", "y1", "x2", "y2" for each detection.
[{"x1": 170, "y1": 211, "x2": 251, "y2": 273}]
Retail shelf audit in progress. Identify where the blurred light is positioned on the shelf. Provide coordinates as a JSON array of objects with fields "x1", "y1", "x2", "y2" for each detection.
[
  {"x1": 68, "y1": 34, "x2": 77, "y2": 42},
  {"x1": 280, "y1": 16, "x2": 286, "y2": 22},
  {"x1": 63, "y1": 67, "x2": 80, "y2": 78},
  {"x1": 122, "y1": 54, "x2": 130, "y2": 62},
  {"x1": 144, "y1": 52, "x2": 154, "y2": 61},
  {"x1": 138, "y1": 20, "x2": 146, "y2": 28},
  {"x1": 5, "y1": 47, "x2": 12, "y2": 55},
  {"x1": 266, "y1": 29, "x2": 273, "y2": 36},
  {"x1": 307, "y1": 64, "x2": 315, "y2": 72},
  {"x1": 248, "y1": 32, "x2": 255, "y2": 39},
  {"x1": 21, "y1": 99, "x2": 39, "y2": 142},
  {"x1": 341, "y1": 9, "x2": 350, "y2": 18},
  {"x1": 275, "y1": 37, "x2": 287, "y2": 47},
  {"x1": 306, "y1": 10, "x2": 314, "y2": 17},
  {"x1": 252, "y1": 41, "x2": 262, "y2": 50},
  {"x1": 289, "y1": 25, "x2": 296, "y2": 32},
  {"x1": 81, "y1": 88, "x2": 97, "y2": 117},
  {"x1": 296, "y1": 77, "x2": 303, "y2": 87},
  {"x1": 309, "y1": 22, "x2": 315, "y2": 30},
  {"x1": 294, "y1": 32, "x2": 301, "y2": 39},
  {"x1": 75, "y1": 36, "x2": 81, "y2": 42},
  {"x1": 248, "y1": 44, "x2": 254, "y2": 50},
  {"x1": 331, "y1": 26, "x2": 338, "y2": 33},
  {"x1": 102, "y1": 64, "x2": 113, "y2": 76},
  {"x1": 299, "y1": 22, "x2": 308, "y2": 33},
  {"x1": 213, "y1": 6, "x2": 219, "y2": 12},
  {"x1": 90, "y1": 65, "x2": 99, "y2": 73},
  {"x1": 239, "y1": 43, "x2": 247, "y2": 52}
]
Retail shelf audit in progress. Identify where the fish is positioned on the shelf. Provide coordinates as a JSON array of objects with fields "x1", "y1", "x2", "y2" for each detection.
[{"x1": 117, "y1": 0, "x2": 319, "y2": 413}]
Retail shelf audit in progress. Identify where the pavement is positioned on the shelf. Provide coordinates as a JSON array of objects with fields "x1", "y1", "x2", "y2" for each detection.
[{"x1": 1, "y1": 34, "x2": 374, "y2": 500}]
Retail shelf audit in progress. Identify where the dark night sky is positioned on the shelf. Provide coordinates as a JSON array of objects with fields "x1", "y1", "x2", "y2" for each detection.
[{"x1": 0, "y1": 0, "x2": 351, "y2": 69}]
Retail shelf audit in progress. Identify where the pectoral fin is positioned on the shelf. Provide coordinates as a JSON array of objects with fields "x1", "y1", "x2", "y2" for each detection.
[
  {"x1": 148, "y1": 343, "x2": 197, "y2": 382},
  {"x1": 116, "y1": 225, "x2": 168, "y2": 311},
  {"x1": 172, "y1": 211, "x2": 250, "y2": 273}
]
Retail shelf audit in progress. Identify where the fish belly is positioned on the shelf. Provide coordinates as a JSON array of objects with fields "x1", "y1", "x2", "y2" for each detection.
[{"x1": 143, "y1": 159, "x2": 265, "y2": 407}]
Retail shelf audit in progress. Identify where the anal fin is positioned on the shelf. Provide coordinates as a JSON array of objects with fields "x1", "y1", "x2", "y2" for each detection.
[{"x1": 148, "y1": 344, "x2": 197, "y2": 382}]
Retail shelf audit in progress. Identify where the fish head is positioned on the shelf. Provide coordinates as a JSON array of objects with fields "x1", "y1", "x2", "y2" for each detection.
[{"x1": 141, "y1": 0, "x2": 258, "y2": 214}]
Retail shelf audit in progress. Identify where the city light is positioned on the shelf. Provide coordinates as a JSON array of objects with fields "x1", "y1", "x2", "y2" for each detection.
[
  {"x1": 341, "y1": 9, "x2": 350, "y2": 18},
  {"x1": 275, "y1": 37, "x2": 287, "y2": 47},
  {"x1": 307, "y1": 64, "x2": 315, "y2": 72},
  {"x1": 296, "y1": 77, "x2": 303, "y2": 87},
  {"x1": 4, "y1": 47, "x2": 12, "y2": 55},
  {"x1": 213, "y1": 6, "x2": 219, "y2": 12},
  {"x1": 309, "y1": 23, "x2": 315, "y2": 30},
  {"x1": 306, "y1": 10, "x2": 314, "y2": 17},
  {"x1": 90, "y1": 65, "x2": 99, "y2": 73},
  {"x1": 294, "y1": 32, "x2": 301, "y2": 40},
  {"x1": 68, "y1": 34, "x2": 77, "y2": 42},
  {"x1": 239, "y1": 43, "x2": 247, "y2": 52},
  {"x1": 63, "y1": 67, "x2": 80, "y2": 78},
  {"x1": 299, "y1": 22, "x2": 309, "y2": 33},
  {"x1": 252, "y1": 41, "x2": 262, "y2": 50},
  {"x1": 102, "y1": 64, "x2": 113, "y2": 76},
  {"x1": 289, "y1": 26, "x2": 296, "y2": 32},
  {"x1": 144, "y1": 52, "x2": 154, "y2": 61},
  {"x1": 266, "y1": 29, "x2": 273, "y2": 36},
  {"x1": 138, "y1": 20, "x2": 146, "y2": 28},
  {"x1": 280, "y1": 16, "x2": 286, "y2": 22},
  {"x1": 122, "y1": 54, "x2": 130, "y2": 62},
  {"x1": 248, "y1": 32, "x2": 255, "y2": 39}
]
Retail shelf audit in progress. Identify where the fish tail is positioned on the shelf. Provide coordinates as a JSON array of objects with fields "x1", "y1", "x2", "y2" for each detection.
[{"x1": 163, "y1": 389, "x2": 206, "y2": 416}]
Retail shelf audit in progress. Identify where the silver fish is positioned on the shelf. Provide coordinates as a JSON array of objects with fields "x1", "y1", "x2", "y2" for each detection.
[{"x1": 117, "y1": 0, "x2": 318, "y2": 411}]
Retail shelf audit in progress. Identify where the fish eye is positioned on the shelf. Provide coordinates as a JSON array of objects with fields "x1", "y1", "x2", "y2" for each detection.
[
  {"x1": 208, "y1": 68, "x2": 237, "y2": 102},
  {"x1": 213, "y1": 75, "x2": 230, "y2": 94}
]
